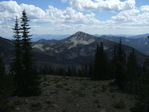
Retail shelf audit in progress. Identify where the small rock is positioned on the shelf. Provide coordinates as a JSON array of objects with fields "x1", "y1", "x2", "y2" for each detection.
[
  {"x1": 52, "y1": 104, "x2": 58, "y2": 108},
  {"x1": 46, "y1": 94, "x2": 50, "y2": 96},
  {"x1": 16, "y1": 108, "x2": 20, "y2": 110},
  {"x1": 97, "y1": 104, "x2": 102, "y2": 108},
  {"x1": 24, "y1": 99, "x2": 28, "y2": 104}
]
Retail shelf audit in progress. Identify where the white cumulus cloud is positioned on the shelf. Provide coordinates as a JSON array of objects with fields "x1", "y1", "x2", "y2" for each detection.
[
  {"x1": 0, "y1": 1, "x2": 100, "y2": 24},
  {"x1": 111, "y1": 8, "x2": 140, "y2": 23},
  {"x1": 110, "y1": 6, "x2": 149, "y2": 26},
  {"x1": 0, "y1": 0, "x2": 101, "y2": 37},
  {"x1": 140, "y1": 5, "x2": 149, "y2": 12},
  {"x1": 68, "y1": 0, "x2": 135, "y2": 12},
  {"x1": 0, "y1": 0, "x2": 149, "y2": 37},
  {"x1": 46, "y1": 6, "x2": 100, "y2": 24}
]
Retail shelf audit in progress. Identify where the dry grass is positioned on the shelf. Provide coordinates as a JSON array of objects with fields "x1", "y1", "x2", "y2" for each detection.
[{"x1": 8, "y1": 75, "x2": 135, "y2": 112}]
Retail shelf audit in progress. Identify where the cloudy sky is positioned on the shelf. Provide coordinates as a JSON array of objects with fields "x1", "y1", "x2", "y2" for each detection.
[{"x1": 0, "y1": 0, "x2": 149, "y2": 38}]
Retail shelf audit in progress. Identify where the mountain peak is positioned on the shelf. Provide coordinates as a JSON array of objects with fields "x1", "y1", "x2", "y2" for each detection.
[
  {"x1": 75, "y1": 31, "x2": 85, "y2": 34},
  {"x1": 63, "y1": 31, "x2": 98, "y2": 49},
  {"x1": 72, "y1": 31, "x2": 96, "y2": 38},
  {"x1": 73, "y1": 31, "x2": 86, "y2": 36}
]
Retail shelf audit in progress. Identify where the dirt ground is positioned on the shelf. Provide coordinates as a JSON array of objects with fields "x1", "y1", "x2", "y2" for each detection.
[{"x1": 8, "y1": 75, "x2": 135, "y2": 112}]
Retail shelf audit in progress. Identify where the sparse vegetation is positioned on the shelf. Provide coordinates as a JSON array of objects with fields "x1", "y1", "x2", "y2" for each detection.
[
  {"x1": 94, "y1": 99, "x2": 100, "y2": 103},
  {"x1": 101, "y1": 84, "x2": 107, "y2": 92},
  {"x1": 12, "y1": 99, "x2": 24, "y2": 106},
  {"x1": 65, "y1": 96, "x2": 75, "y2": 103},
  {"x1": 92, "y1": 89, "x2": 100, "y2": 94},
  {"x1": 30, "y1": 102, "x2": 43, "y2": 111},
  {"x1": 42, "y1": 82, "x2": 50, "y2": 87},
  {"x1": 63, "y1": 82, "x2": 68, "y2": 85},
  {"x1": 72, "y1": 90, "x2": 86, "y2": 97},
  {"x1": 55, "y1": 84, "x2": 64, "y2": 88},
  {"x1": 112, "y1": 99, "x2": 126, "y2": 109},
  {"x1": 2, "y1": 75, "x2": 135, "y2": 111},
  {"x1": 111, "y1": 94, "x2": 116, "y2": 98}
]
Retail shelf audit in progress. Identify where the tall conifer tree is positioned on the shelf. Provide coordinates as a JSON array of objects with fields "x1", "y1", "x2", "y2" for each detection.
[
  {"x1": 20, "y1": 10, "x2": 41, "y2": 96},
  {"x1": 130, "y1": 36, "x2": 149, "y2": 112},
  {"x1": 115, "y1": 39, "x2": 126, "y2": 89},
  {"x1": 110, "y1": 45, "x2": 118, "y2": 78},
  {"x1": 12, "y1": 10, "x2": 41, "y2": 96},
  {"x1": 130, "y1": 58, "x2": 149, "y2": 112},
  {"x1": 92, "y1": 42, "x2": 108, "y2": 80},
  {"x1": 11, "y1": 16, "x2": 23, "y2": 94},
  {"x1": 126, "y1": 49, "x2": 139, "y2": 93}
]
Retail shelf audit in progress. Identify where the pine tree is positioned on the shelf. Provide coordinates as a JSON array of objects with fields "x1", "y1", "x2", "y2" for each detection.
[
  {"x1": 117, "y1": 38, "x2": 126, "y2": 63},
  {"x1": 92, "y1": 44, "x2": 100, "y2": 80},
  {"x1": 92, "y1": 42, "x2": 108, "y2": 80},
  {"x1": 89, "y1": 61, "x2": 93, "y2": 77},
  {"x1": 20, "y1": 10, "x2": 41, "y2": 96},
  {"x1": 11, "y1": 16, "x2": 23, "y2": 94},
  {"x1": 110, "y1": 45, "x2": 118, "y2": 79},
  {"x1": 127, "y1": 49, "x2": 138, "y2": 77},
  {"x1": 126, "y1": 49, "x2": 139, "y2": 93},
  {"x1": 42, "y1": 65, "x2": 49, "y2": 75},
  {"x1": 12, "y1": 10, "x2": 41, "y2": 96},
  {"x1": 130, "y1": 58, "x2": 149, "y2": 112},
  {"x1": 67, "y1": 66, "x2": 72, "y2": 76},
  {"x1": 115, "y1": 39, "x2": 126, "y2": 89}
]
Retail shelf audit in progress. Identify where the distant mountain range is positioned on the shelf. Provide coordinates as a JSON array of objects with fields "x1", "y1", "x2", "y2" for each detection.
[
  {"x1": 96, "y1": 34, "x2": 149, "y2": 55},
  {"x1": 31, "y1": 34, "x2": 70, "y2": 42},
  {"x1": 33, "y1": 33, "x2": 149, "y2": 55},
  {"x1": 0, "y1": 32, "x2": 148, "y2": 67},
  {"x1": 31, "y1": 33, "x2": 149, "y2": 41},
  {"x1": 33, "y1": 31, "x2": 147, "y2": 65},
  {"x1": 7, "y1": 33, "x2": 149, "y2": 42}
]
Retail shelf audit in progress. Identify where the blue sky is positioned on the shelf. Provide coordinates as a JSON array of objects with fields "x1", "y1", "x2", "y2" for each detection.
[{"x1": 0, "y1": 0, "x2": 149, "y2": 38}]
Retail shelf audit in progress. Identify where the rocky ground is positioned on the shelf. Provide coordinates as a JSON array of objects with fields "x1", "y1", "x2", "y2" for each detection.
[{"x1": 5, "y1": 75, "x2": 135, "y2": 112}]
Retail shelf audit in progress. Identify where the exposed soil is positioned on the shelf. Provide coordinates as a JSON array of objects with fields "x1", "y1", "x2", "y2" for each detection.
[{"x1": 7, "y1": 75, "x2": 135, "y2": 112}]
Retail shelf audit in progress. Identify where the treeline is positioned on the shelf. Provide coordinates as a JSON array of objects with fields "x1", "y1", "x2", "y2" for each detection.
[{"x1": 40, "y1": 39, "x2": 140, "y2": 91}]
